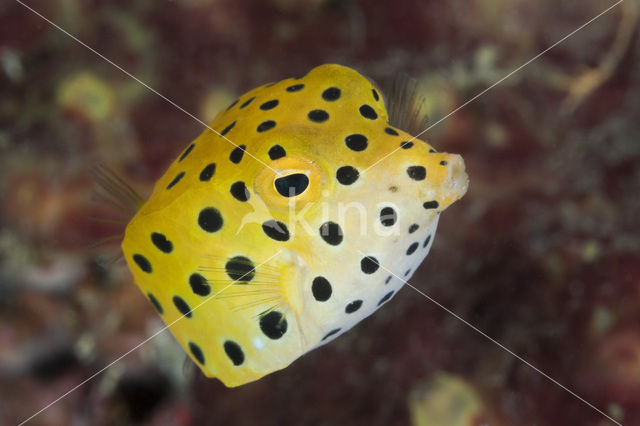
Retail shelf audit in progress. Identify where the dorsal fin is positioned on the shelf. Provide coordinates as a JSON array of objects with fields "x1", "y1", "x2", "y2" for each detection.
[{"x1": 383, "y1": 73, "x2": 429, "y2": 137}]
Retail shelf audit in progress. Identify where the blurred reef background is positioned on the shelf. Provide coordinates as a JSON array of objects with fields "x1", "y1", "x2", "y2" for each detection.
[{"x1": 1, "y1": 0, "x2": 639, "y2": 425}]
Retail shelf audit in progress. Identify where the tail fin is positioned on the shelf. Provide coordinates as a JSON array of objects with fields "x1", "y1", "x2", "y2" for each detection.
[
  {"x1": 88, "y1": 164, "x2": 145, "y2": 253},
  {"x1": 90, "y1": 164, "x2": 145, "y2": 215}
]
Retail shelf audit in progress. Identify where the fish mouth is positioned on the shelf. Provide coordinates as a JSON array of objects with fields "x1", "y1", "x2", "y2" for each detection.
[
  {"x1": 447, "y1": 154, "x2": 469, "y2": 199},
  {"x1": 438, "y1": 153, "x2": 469, "y2": 209}
]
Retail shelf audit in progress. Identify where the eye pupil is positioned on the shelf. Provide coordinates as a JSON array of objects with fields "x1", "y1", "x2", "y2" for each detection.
[{"x1": 275, "y1": 173, "x2": 309, "y2": 197}]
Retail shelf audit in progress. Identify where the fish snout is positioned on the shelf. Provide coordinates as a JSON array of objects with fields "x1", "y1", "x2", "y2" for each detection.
[{"x1": 434, "y1": 153, "x2": 468, "y2": 210}]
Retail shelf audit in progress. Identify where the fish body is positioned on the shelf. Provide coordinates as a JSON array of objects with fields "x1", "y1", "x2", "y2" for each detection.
[{"x1": 121, "y1": 64, "x2": 468, "y2": 387}]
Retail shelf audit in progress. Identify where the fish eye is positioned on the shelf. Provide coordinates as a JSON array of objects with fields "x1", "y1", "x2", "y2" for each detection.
[{"x1": 274, "y1": 173, "x2": 309, "y2": 197}]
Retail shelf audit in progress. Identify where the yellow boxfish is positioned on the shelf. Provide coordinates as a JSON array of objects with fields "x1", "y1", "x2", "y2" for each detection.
[{"x1": 120, "y1": 64, "x2": 468, "y2": 387}]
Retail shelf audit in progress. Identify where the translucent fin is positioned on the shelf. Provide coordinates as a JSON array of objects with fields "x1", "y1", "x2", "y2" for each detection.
[
  {"x1": 88, "y1": 217, "x2": 128, "y2": 226},
  {"x1": 90, "y1": 163, "x2": 145, "y2": 215},
  {"x1": 88, "y1": 233, "x2": 124, "y2": 249},
  {"x1": 88, "y1": 164, "x2": 145, "y2": 252},
  {"x1": 197, "y1": 255, "x2": 291, "y2": 315},
  {"x1": 383, "y1": 73, "x2": 429, "y2": 137},
  {"x1": 183, "y1": 355, "x2": 196, "y2": 377}
]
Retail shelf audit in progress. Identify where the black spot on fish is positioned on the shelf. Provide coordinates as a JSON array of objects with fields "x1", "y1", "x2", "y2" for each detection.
[
  {"x1": 147, "y1": 293, "x2": 163, "y2": 314},
  {"x1": 189, "y1": 342, "x2": 205, "y2": 365},
  {"x1": 260, "y1": 99, "x2": 279, "y2": 110},
  {"x1": 286, "y1": 84, "x2": 304, "y2": 92},
  {"x1": 345, "y1": 134, "x2": 368, "y2": 152},
  {"x1": 378, "y1": 291, "x2": 394, "y2": 306},
  {"x1": 312, "y1": 276, "x2": 332, "y2": 302},
  {"x1": 359, "y1": 104, "x2": 377, "y2": 120},
  {"x1": 189, "y1": 273, "x2": 210, "y2": 296},
  {"x1": 133, "y1": 254, "x2": 152, "y2": 273},
  {"x1": 226, "y1": 99, "x2": 238, "y2": 110},
  {"x1": 259, "y1": 311, "x2": 288, "y2": 340},
  {"x1": 151, "y1": 232, "x2": 173, "y2": 253},
  {"x1": 423, "y1": 201, "x2": 439, "y2": 210},
  {"x1": 407, "y1": 166, "x2": 426, "y2": 181},
  {"x1": 345, "y1": 300, "x2": 362, "y2": 314},
  {"x1": 322, "y1": 87, "x2": 341, "y2": 101},
  {"x1": 225, "y1": 256, "x2": 256, "y2": 282},
  {"x1": 230, "y1": 181, "x2": 250, "y2": 202},
  {"x1": 257, "y1": 120, "x2": 276, "y2": 132},
  {"x1": 308, "y1": 109, "x2": 329, "y2": 122},
  {"x1": 166, "y1": 171, "x2": 185, "y2": 189},
  {"x1": 360, "y1": 256, "x2": 379, "y2": 274},
  {"x1": 220, "y1": 121, "x2": 236, "y2": 136},
  {"x1": 322, "y1": 328, "x2": 341, "y2": 341},
  {"x1": 240, "y1": 97, "x2": 255, "y2": 109},
  {"x1": 336, "y1": 166, "x2": 359, "y2": 185},
  {"x1": 179, "y1": 144, "x2": 195, "y2": 162},
  {"x1": 380, "y1": 207, "x2": 397, "y2": 227},
  {"x1": 198, "y1": 207, "x2": 223, "y2": 233},
  {"x1": 406, "y1": 242, "x2": 419, "y2": 255},
  {"x1": 229, "y1": 145, "x2": 246, "y2": 164},
  {"x1": 224, "y1": 341, "x2": 245, "y2": 366},
  {"x1": 262, "y1": 220, "x2": 290, "y2": 241},
  {"x1": 199, "y1": 163, "x2": 216, "y2": 181},
  {"x1": 173, "y1": 296, "x2": 192, "y2": 318},
  {"x1": 319, "y1": 221, "x2": 343, "y2": 246},
  {"x1": 268, "y1": 144, "x2": 286, "y2": 160}
]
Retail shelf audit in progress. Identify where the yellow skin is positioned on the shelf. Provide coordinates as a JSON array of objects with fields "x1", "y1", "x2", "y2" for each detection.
[{"x1": 122, "y1": 64, "x2": 468, "y2": 387}]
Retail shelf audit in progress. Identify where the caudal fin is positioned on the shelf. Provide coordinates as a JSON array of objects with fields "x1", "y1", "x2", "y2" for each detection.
[
  {"x1": 90, "y1": 164, "x2": 145, "y2": 215},
  {"x1": 88, "y1": 164, "x2": 145, "y2": 255}
]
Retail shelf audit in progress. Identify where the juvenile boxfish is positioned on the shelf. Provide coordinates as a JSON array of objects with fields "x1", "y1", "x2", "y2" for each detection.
[{"x1": 119, "y1": 64, "x2": 468, "y2": 387}]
